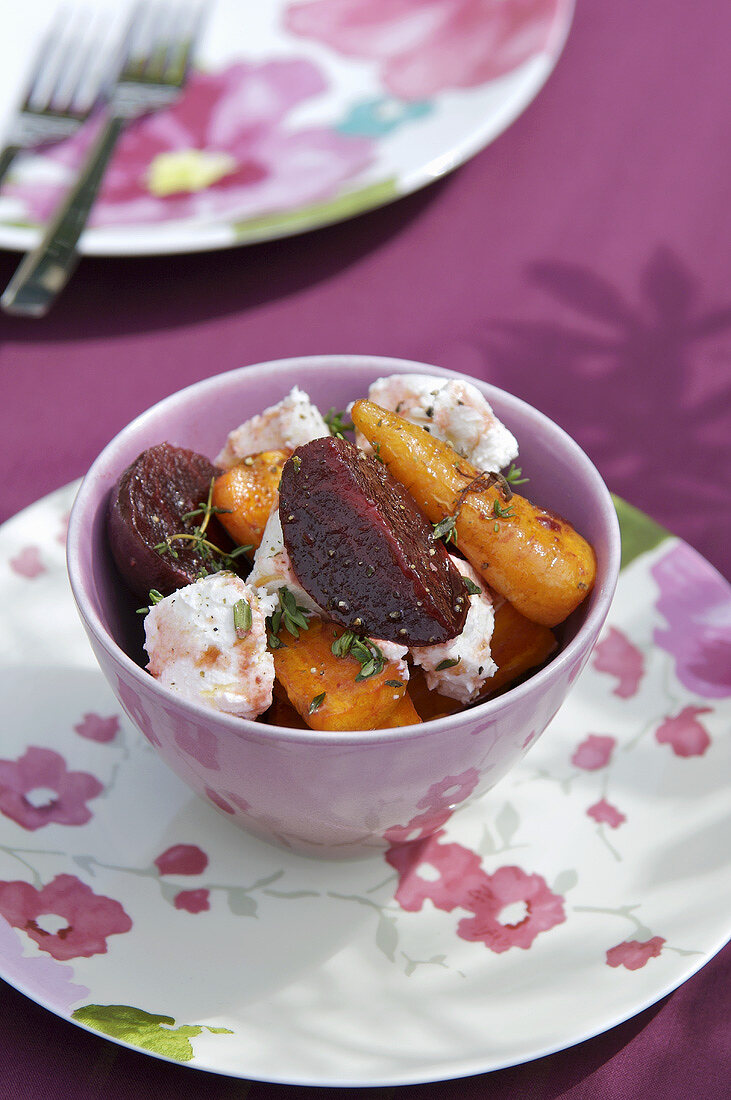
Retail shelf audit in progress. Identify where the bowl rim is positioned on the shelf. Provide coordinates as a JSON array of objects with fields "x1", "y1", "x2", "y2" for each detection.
[{"x1": 67, "y1": 354, "x2": 622, "y2": 746}]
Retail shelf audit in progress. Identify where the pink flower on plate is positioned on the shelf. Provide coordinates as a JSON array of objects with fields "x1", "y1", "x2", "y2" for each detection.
[
  {"x1": 0, "y1": 874, "x2": 132, "y2": 961},
  {"x1": 458, "y1": 865, "x2": 566, "y2": 953},
  {"x1": 0, "y1": 747, "x2": 103, "y2": 831},
  {"x1": 655, "y1": 706, "x2": 712, "y2": 758},
  {"x1": 386, "y1": 830, "x2": 486, "y2": 912},
  {"x1": 11, "y1": 60, "x2": 374, "y2": 230},
  {"x1": 652, "y1": 544, "x2": 731, "y2": 699},
  {"x1": 9, "y1": 547, "x2": 46, "y2": 579},
  {"x1": 174, "y1": 889, "x2": 210, "y2": 914},
  {"x1": 592, "y1": 627, "x2": 645, "y2": 698},
  {"x1": 606, "y1": 937, "x2": 665, "y2": 970},
  {"x1": 571, "y1": 734, "x2": 616, "y2": 771},
  {"x1": 73, "y1": 713, "x2": 120, "y2": 743},
  {"x1": 285, "y1": 0, "x2": 564, "y2": 101},
  {"x1": 154, "y1": 844, "x2": 208, "y2": 876},
  {"x1": 587, "y1": 798, "x2": 626, "y2": 828}
]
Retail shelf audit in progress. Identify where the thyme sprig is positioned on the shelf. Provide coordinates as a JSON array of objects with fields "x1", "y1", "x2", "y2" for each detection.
[
  {"x1": 153, "y1": 479, "x2": 251, "y2": 574},
  {"x1": 492, "y1": 499, "x2": 516, "y2": 520},
  {"x1": 505, "y1": 463, "x2": 529, "y2": 486},
  {"x1": 324, "y1": 407, "x2": 354, "y2": 440},
  {"x1": 331, "y1": 630, "x2": 386, "y2": 681},
  {"x1": 431, "y1": 514, "x2": 458, "y2": 544},
  {"x1": 136, "y1": 588, "x2": 165, "y2": 615},
  {"x1": 266, "y1": 586, "x2": 311, "y2": 646},
  {"x1": 432, "y1": 467, "x2": 521, "y2": 546}
]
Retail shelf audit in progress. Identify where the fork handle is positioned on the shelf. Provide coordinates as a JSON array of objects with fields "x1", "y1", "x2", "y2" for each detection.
[{"x1": 1, "y1": 114, "x2": 125, "y2": 317}]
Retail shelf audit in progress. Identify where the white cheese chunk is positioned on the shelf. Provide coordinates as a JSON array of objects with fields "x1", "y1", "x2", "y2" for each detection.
[
  {"x1": 410, "y1": 557, "x2": 496, "y2": 703},
  {"x1": 144, "y1": 572, "x2": 276, "y2": 719},
  {"x1": 364, "y1": 374, "x2": 518, "y2": 473},
  {"x1": 216, "y1": 386, "x2": 329, "y2": 468}
]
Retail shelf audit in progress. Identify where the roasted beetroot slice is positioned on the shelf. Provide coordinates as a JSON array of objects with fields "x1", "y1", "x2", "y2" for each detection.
[
  {"x1": 279, "y1": 437, "x2": 469, "y2": 645},
  {"x1": 107, "y1": 443, "x2": 228, "y2": 601}
]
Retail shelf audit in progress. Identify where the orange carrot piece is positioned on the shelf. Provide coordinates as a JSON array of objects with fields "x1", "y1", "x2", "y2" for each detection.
[
  {"x1": 273, "y1": 619, "x2": 408, "y2": 731},
  {"x1": 351, "y1": 400, "x2": 596, "y2": 627},
  {"x1": 212, "y1": 451, "x2": 288, "y2": 550},
  {"x1": 482, "y1": 600, "x2": 557, "y2": 697},
  {"x1": 380, "y1": 693, "x2": 422, "y2": 727}
]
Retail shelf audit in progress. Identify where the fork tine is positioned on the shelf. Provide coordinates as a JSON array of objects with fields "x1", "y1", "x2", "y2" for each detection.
[
  {"x1": 22, "y1": 9, "x2": 72, "y2": 110},
  {"x1": 169, "y1": 4, "x2": 206, "y2": 84},
  {"x1": 122, "y1": 2, "x2": 162, "y2": 81},
  {"x1": 50, "y1": 13, "x2": 109, "y2": 116}
]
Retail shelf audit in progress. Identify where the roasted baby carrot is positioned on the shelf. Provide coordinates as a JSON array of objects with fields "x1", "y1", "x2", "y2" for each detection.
[{"x1": 351, "y1": 400, "x2": 596, "y2": 627}]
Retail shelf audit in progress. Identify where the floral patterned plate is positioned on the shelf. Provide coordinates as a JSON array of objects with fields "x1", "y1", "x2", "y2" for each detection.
[
  {"x1": 0, "y1": 0, "x2": 574, "y2": 255},
  {"x1": 1, "y1": 484, "x2": 729, "y2": 1087}
]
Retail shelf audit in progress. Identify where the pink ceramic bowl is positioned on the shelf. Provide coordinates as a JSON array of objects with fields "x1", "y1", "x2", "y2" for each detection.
[{"x1": 67, "y1": 356, "x2": 620, "y2": 857}]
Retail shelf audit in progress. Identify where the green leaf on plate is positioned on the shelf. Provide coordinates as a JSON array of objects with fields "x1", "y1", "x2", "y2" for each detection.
[
  {"x1": 495, "y1": 801, "x2": 520, "y2": 847},
  {"x1": 375, "y1": 912, "x2": 399, "y2": 962},
  {"x1": 232, "y1": 178, "x2": 400, "y2": 242},
  {"x1": 612, "y1": 495, "x2": 670, "y2": 570},
  {"x1": 551, "y1": 869, "x2": 579, "y2": 896},
  {"x1": 71, "y1": 1004, "x2": 232, "y2": 1061},
  {"x1": 226, "y1": 889, "x2": 259, "y2": 917}
]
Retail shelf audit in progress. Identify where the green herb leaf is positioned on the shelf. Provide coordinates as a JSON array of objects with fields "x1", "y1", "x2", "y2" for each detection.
[
  {"x1": 276, "y1": 587, "x2": 311, "y2": 639},
  {"x1": 385, "y1": 680, "x2": 404, "y2": 688},
  {"x1": 324, "y1": 408, "x2": 354, "y2": 439},
  {"x1": 435, "y1": 656, "x2": 461, "y2": 671},
  {"x1": 233, "y1": 599, "x2": 252, "y2": 638},
  {"x1": 309, "y1": 692, "x2": 326, "y2": 714},
  {"x1": 505, "y1": 463, "x2": 529, "y2": 486},
  {"x1": 136, "y1": 589, "x2": 165, "y2": 615},
  {"x1": 462, "y1": 577, "x2": 481, "y2": 595},
  {"x1": 331, "y1": 630, "x2": 355, "y2": 658},
  {"x1": 492, "y1": 499, "x2": 516, "y2": 520},
  {"x1": 431, "y1": 514, "x2": 458, "y2": 544}
]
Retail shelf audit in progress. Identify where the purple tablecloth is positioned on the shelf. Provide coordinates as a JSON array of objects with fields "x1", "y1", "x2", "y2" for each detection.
[{"x1": 1, "y1": 0, "x2": 729, "y2": 1096}]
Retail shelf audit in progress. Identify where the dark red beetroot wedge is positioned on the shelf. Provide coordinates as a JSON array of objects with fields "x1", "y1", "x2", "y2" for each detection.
[
  {"x1": 107, "y1": 443, "x2": 230, "y2": 600},
  {"x1": 279, "y1": 437, "x2": 469, "y2": 645}
]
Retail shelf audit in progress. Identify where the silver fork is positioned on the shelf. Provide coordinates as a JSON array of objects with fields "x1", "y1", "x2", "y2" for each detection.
[
  {"x1": 2, "y1": 3, "x2": 204, "y2": 318},
  {"x1": 0, "y1": 9, "x2": 113, "y2": 188}
]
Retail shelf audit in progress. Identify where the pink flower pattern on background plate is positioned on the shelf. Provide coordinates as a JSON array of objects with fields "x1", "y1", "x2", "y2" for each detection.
[
  {"x1": 0, "y1": 747, "x2": 103, "y2": 830},
  {"x1": 386, "y1": 831, "x2": 565, "y2": 952},
  {"x1": 592, "y1": 627, "x2": 645, "y2": 698},
  {"x1": 652, "y1": 544, "x2": 731, "y2": 699},
  {"x1": 587, "y1": 799, "x2": 626, "y2": 829},
  {"x1": 655, "y1": 707, "x2": 712, "y2": 758},
  {"x1": 73, "y1": 713, "x2": 120, "y2": 744},
  {"x1": 571, "y1": 734, "x2": 616, "y2": 771},
  {"x1": 286, "y1": 0, "x2": 564, "y2": 101},
  {"x1": 9, "y1": 547, "x2": 46, "y2": 579},
  {"x1": 9, "y1": 60, "x2": 374, "y2": 230},
  {"x1": 0, "y1": 874, "x2": 131, "y2": 961},
  {"x1": 174, "y1": 889, "x2": 210, "y2": 914},
  {"x1": 154, "y1": 844, "x2": 208, "y2": 876},
  {"x1": 606, "y1": 937, "x2": 665, "y2": 971}
]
